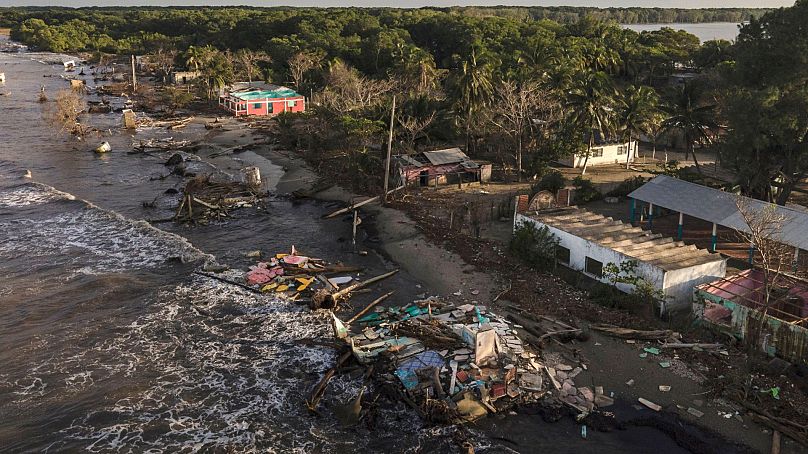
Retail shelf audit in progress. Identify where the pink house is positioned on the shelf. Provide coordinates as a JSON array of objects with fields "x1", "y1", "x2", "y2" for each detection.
[{"x1": 219, "y1": 83, "x2": 305, "y2": 117}]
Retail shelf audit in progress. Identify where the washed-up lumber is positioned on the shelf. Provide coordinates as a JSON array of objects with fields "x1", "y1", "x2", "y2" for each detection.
[
  {"x1": 194, "y1": 270, "x2": 262, "y2": 294},
  {"x1": 590, "y1": 324, "x2": 675, "y2": 340},
  {"x1": 133, "y1": 137, "x2": 195, "y2": 151},
  {"x1": 175, "y1": 175, "x2": 261, "y2": 223},
  {"x1": 661, "y1": 342, "x2": 723, "y2": 349},
  {"x1": 310, "y1": 269, "x2": 398, "y2": 309},
  {"x1": 347, "y1": 291, "x2": 395, "y2": 324}
]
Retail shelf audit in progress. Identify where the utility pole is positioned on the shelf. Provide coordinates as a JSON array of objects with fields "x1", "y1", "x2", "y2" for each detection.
[
  {"x1": 383, "y1": 95, "x2": 396, "y2": 204},
  {"x1": 131, "y1": 55, "x2": 137, "y2": 93}
]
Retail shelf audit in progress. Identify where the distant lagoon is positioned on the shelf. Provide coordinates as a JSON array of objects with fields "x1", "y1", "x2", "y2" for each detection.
[{"x1": 623, "y1": 22, "x2": 743, "y2": 42}]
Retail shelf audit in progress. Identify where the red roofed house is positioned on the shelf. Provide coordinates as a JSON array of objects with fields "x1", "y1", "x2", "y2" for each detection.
[{"x1": 219, "y1": 82, "x2": 305, "y2": 117}]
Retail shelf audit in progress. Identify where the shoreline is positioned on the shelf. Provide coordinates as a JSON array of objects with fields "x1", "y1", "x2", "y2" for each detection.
[{"x1": 242, "y1": 140, "x2": 798, "y2": 453}]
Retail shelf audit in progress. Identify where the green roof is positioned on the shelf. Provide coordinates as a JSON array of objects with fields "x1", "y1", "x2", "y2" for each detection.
[{"x1": 232, "y1": 87, "x2": 300, "y2": 100}]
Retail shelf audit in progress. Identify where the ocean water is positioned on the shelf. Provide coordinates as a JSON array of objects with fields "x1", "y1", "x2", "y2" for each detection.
[{"x1": 623, "y1": 22, "x2": 742, "y2": 42}]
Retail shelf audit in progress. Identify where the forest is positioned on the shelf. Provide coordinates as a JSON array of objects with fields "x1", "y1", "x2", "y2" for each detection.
[{"x1": 2, "y1": 3, "x2": 806, "y2": 205}]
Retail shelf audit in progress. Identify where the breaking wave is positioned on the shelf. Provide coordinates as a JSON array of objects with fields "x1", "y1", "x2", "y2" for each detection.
[
  {"x1": 0, "y1": 182, "x2": 212, "y2": 273},
  {"x1": 36, "y1": 275, "x2": 443, "y2": 453}
]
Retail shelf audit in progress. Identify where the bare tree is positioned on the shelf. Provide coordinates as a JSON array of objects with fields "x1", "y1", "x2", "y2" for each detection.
[
  {"x1": 490, "y1": 80, "x2": 552, "y2": 180},
  {"x1": 235, "y1": 49, "x2": 271, "y2": 84},
  {"x1": 45, "y1": 89, "x2": 90, "y2": 138},
  {"x1": 396, "y1": 111, "x2": 435, "y2": 151},
  {"x1": 315, "y1": 60, "x2": 394, "y2": 115},
  {"x1": 733, "y1": 196, "x2": 793, "y2": 337},
  {"x1": 288, "y1": 51, "x2": 322, "y2": 90},
  {"x1": 153, "y1": 47, "x2": 178, "y2": 84}
]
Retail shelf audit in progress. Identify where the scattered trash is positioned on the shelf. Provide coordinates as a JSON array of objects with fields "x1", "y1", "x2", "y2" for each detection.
[
  {"x1": 659, "y1": 385, "x2": 671, "y2": 392},
  {"x1": 659, "y1": 362, "x2": 671, "y2": 368},
  {"x1": 625, "y1": 379, "x2": 635, "y2": 387},
  {"x1": 581, "y1": 424, "x2": 587, "y2": 439},
  {"x1": 762, "y1": 387, "x2": 780, "y2": 400},
  {"x1": 639, "y1": 353, "x2": 648, "y2": 358},
  {"x1": 643, "y1": 347, "x2": 660, "y2": 355}
]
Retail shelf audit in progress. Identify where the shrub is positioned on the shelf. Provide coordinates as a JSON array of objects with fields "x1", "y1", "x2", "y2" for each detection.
[
  {"x1": 510, "y1": 222, "x2": 560, "y2": 271},
  {"x1": 537, "y1": 170, "x2": 567, "y2": 194},
  {"x1": 572, "y1": 176, "x2": 601, "y2": 204},
  {"x1": 607, "y1": 175, "x2": 646, "y2": 197}
]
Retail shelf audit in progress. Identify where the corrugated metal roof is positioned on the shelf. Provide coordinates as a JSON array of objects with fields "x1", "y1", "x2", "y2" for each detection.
[
  {"x1": 628, "y1": 175, "x2": 808, "y2": 250},
  {"x1": 524, "y1": 207, "x2": 724, "y2": 271},
  {"x1": 422, "y1": 148, "x2": 470, "y2": 166},
  {"x1": 228, "y1": 83, "x2": 301, "y2": 100}
]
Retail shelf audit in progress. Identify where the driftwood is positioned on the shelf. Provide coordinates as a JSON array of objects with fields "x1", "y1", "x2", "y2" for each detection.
[
  {"x1": 590, "y1": 324, "x2": 674, "y2": 340},
  {"x1": 306, "y1": 350, "x2": 352, "y2": 413},
  {"x1": 193, "y1": 270, "x2": 262, "y2": 294},
  {"x1": 324, "y1": 196, "x2": 380, "y2": 219},
  {"x1": 311, "y1": 269, "x2": 399, "y2": 309},
  {"x1": 661, "y1": 342, "x2": 723, "y2": 349},
  {"x1": 346, "y1": 291, "x2": 395, "y2": 324}
]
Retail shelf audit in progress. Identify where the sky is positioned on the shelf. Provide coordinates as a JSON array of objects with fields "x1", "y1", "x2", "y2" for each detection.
[{"x1": 0, "y1": 1, "x2": 797, "y2": 8}]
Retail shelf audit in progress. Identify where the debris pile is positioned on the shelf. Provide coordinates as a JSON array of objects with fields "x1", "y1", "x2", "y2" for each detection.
[
  {"x1": 173, "y1": 174, "x2": 264, "y2": 223},
  {"x1": 329, "y1": 300, "x2": 549, "y2": 423}
]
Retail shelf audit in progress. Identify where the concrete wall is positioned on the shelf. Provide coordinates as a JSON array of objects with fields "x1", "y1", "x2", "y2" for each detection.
[
  {"x1": 558, "y1": 140, "x2": 638, "y2": 168},
  {"x1": 694, "y1": 290, "x2": 808, "y2": 366},
  {"x1": 662, "y1": 259, "x2": 726, "y2": 311}
]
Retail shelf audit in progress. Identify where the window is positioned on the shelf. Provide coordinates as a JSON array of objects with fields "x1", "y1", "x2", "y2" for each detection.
[
  {"x1": 268, "y1": 103, "x2": 274, "y2": 113},
  {"x1": 253, "y1": 103, "x2": 262, "y2": 109},
  {"x1": 591, "y1": 148, "x2": 603, "y2": 157},
  {"x1": 556, "y1": 246, "x2": 571, "y2": 265},
  {"x1": 585, "y1": 257, "x2": 603, "y2": 278},
  {"x1": 617, "y1": 145, "x2": 626, "y2": 155}
]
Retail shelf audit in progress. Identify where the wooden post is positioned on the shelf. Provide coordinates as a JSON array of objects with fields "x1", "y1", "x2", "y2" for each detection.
[
  {"x1": 677, "y1": 211, "x2": 684, "y2": 239},
  {"x1": 352, "y1": 210, "x2": 358, "y2": 248},
  {"x1": 383, "y1": 95, "x2": 396, "y2": 204},
  {"x1": 711, "y1": 223, "x2": 718, "y2": 252},
  {"x1": 131, "y1": 55, "x2": 137, "y2": 92}
]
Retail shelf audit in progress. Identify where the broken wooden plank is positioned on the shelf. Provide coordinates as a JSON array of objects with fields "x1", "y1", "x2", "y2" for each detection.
[{"x1": 324, "y1": 196, "x2": 380, "y2": 219}]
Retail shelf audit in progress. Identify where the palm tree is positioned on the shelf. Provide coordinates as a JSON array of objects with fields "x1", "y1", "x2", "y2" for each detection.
[
  {"x1": 617, "y1": 86, "x2": 660, "y2": 169},
  {"x1": 450, "y1": 48, "x2": 494, "y2": 153},
  {"x1": 565, "y1": 71, "x2": 616, "y2": 175},
  {"x1": 662, "y1": 82, "x2": 719, "y2": 176},
  {"x1": 184, "y1": 45, "x2": 211, "y2": 72}
]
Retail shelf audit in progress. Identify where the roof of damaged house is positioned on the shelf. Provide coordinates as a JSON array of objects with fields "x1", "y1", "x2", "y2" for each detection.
[
  {"x1": 225, "y1": 82, "x2": 301, "y2": 100},
  {"x1": 628, "y1": 175, "x2": 808, "y2": 250},
  {"x1": 396, "y1": 147, "x2": 479, "y2": 168},
  {"x1": 524, "y1": 207, "x2": 724, "y2": 271}
]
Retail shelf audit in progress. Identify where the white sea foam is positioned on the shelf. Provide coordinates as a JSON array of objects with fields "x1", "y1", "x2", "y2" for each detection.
[{"x1": 0, "y1": 184, "x2": 75, "y2": 207}]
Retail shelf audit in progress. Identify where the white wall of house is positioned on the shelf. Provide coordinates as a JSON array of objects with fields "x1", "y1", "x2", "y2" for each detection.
[
  {"x1": 662, "y1": 260, "x2": 726, "y2": 311},
  {"x1": 514, "y1": 214, "x2": 723, "y2": 309},
  {"x1": 558, "y1": 140, "x2": 638, "y2": 168}
]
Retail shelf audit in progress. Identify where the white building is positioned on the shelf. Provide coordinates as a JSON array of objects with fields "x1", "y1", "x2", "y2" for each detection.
[
  {"x1": 558, "y1": 140, "x2": 638, "y2": 168},
  {"x1": 514, "y1": 205, "x2": 726, "y2": 312}
]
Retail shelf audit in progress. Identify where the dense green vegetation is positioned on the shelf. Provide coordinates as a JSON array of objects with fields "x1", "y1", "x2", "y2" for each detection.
[{"x1": 2, "y1": 3, "x2": 806, "y2": 204}]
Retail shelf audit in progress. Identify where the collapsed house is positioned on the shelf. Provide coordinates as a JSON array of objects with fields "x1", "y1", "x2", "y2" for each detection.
[
  {"x1": 694, "y1": 270, "x2": 808, "y2": 365},
  {"x1": 395, "y1": 148, "x2": 492, "y2": 188},
  {"x1": 515, "y1": 202, "x2": 726, "y2": 312}
]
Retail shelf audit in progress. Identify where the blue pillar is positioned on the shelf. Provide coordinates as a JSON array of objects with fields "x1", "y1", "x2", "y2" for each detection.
[
  {"x1": 647, "y1": 203, "x2": 654, "y2": 229},
  {"x1": 677, "y1": 212, "x2": 683, "y2": 240},
  {"x1": 630, "y1": 198, "x2": 636, "y2": 224},
  {"x1": 711, "y1": 223, "x2": 717, "y2": 252}
]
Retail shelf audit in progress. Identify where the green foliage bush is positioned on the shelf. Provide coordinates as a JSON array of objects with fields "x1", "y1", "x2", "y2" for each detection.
[
  {"x1": 510, "y1": 222, "x2": 560, "y2": 271},
  {"x1": 572, "y1": 176, "x2": 601, "y2": 204},
  {"x1": 537, "y1": 170, "x2": 567, "y2": 194},
  {"x1": 606, "y1": 175, "x2": 646, "y2": 197}
]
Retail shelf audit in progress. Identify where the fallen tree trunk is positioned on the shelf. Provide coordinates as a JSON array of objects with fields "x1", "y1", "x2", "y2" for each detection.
[{"x1": 311, "y1": 269, "x2": 399, "y2": 309}]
